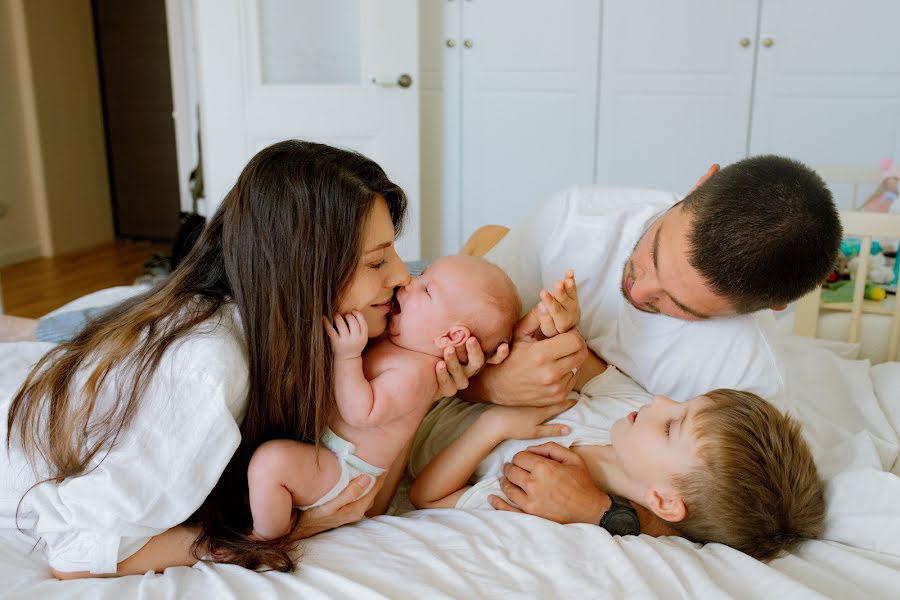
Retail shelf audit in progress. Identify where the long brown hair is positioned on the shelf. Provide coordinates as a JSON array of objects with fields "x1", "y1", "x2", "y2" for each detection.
[{"x1": 6, "y1": 140, "x2": 406, "y2": 571}]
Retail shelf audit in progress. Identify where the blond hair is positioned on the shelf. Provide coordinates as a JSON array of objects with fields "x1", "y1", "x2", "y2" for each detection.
[{"x1": 671, "y1": 389, "x2": 825, "y2": 561}]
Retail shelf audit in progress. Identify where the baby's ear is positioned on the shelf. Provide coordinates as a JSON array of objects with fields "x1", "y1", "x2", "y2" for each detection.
[
  {"x1": 434, "y1": 325, "x2": 472, "y2": 349},
  {"x1": 643, "y1": 488, "x2": 687, "y2": 523}
]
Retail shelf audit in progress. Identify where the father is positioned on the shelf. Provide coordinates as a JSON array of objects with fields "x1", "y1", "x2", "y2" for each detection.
[{"x1": 460, "y1": 155, "x2": 841, "y2": 530}]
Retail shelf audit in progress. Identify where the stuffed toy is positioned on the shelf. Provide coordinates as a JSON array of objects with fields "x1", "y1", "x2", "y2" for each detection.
[{"x1": 848, "y1": 253, "x2": 896, "y2": 285}]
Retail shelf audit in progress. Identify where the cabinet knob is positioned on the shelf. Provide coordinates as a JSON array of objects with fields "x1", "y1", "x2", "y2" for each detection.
[
  {"x1": 372, "y1": 74, "x2": 413, "y2": 88},
  {"x1": 464, "y1": 39, "x2": 474, "y2": 49},
  {"x1": 446, "y1": 39, "x2": 456, "y2": 48},
  {"x1": 739, "y1": 37, "x2": 751, "y2": 48},
  {"x1": 762, "y1": 37, "x2": 775, "y2": 48}
]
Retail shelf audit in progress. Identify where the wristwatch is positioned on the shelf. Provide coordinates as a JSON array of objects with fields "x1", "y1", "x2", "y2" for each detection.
[{"x1": 599, "y1": 495, "x2": 640, "y2": 536}]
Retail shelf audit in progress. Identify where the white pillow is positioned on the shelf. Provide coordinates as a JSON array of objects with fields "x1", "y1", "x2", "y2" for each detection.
[{"x1": 871, "y1": 361, "x2": 900, "y2": 475}]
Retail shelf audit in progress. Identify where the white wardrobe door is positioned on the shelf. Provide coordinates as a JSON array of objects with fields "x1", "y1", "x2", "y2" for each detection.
[
  {"x1": 459, "y1": 0, "x2": 600, "y2": 244},
  {"x1": 194, "y1": 0, "x2": 421, "y2": 257},
  {"x1": 419, "y1": 0, "x2": 461, "y2": 259},
  {"x1": 595, "y1": 0, "x2": 759, "y2": 195},
  {"x1": 749, "y1": 0, "x2": 900, "y2": 197}
]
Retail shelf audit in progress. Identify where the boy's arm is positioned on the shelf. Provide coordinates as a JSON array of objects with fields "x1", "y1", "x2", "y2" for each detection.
[
  {"x1": 408, "y1": 413, "x2": 509, "y2": 509},
  {"x1": 409, "y1": 401, "x2": 575, "y2": 509}
]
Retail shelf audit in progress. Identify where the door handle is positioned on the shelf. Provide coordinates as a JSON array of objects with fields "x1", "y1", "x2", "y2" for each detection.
[{"x1": 372, "y1": 74, "x2": 413, "y2": 88}]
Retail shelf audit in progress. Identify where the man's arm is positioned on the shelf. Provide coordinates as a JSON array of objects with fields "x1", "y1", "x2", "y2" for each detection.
[{"x1": 490, "y1": 443, "x2": 678, "y2": 537}]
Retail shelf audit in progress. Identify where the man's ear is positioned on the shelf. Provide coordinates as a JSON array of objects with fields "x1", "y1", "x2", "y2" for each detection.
[
  {"x1": 643, "y1": 488, "x2": 687, "y2": 523},
  {"x1": 771, "y1": 304, "x2": 788, "y2": 312},
  {"x1": 435, "y1": 325, "x2": 472, "y2": 349},
  {"x1": 688, "y1": 163, "x2": 720, "y2": 194}
]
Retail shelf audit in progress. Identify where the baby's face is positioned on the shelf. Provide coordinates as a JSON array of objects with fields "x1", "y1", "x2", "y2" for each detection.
[
  {"x1": 388, "y1": 256, "x2": 493, "y2": 356},
  {"x1": 608, "y1": 394, "x2": 708, "y2": 491}
]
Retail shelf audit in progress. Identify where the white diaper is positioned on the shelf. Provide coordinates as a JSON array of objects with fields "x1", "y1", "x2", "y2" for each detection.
[{"x1": 297, "y1": 428, "x2": 385, "y2": 510}]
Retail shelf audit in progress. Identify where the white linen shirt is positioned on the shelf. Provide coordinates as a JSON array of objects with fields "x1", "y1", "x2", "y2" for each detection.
[
  {"x1": 0, "y1": 305, "x2": 249, "y2": 574},
  {"x1": 485, "y1": 185, "x2": 786, "y2": 403}
]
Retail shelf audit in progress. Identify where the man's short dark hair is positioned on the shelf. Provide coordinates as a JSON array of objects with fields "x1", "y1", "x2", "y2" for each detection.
[{"x1": 682, "y1": 155, "x2": 841, "y2": 314}]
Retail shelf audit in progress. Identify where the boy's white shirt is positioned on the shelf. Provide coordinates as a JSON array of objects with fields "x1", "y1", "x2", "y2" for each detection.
[
  {"x1": 0, "y1": 305, "x2": 250, "y2": 574},
  {"x1": 484, "y1": 185, "x2": 787, "y2": 404},
  {"x1": 410, "y1": 367, "x2": 649, "y2": 510}
]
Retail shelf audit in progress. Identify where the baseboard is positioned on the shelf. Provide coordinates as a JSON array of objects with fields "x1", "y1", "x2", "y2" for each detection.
[{"x1": 0, "y1": 245, "x2": 42, "y2": 268}]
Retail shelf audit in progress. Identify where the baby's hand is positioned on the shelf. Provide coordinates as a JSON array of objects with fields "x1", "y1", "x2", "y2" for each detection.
[
  {"x1": 482, "y1": 399, "x2": 576, "y2": 441},
  {"x1": 324, "y1": 311, "x2": 369, "y2": 360},
  {"x1": 537, "y1": 270, "x2": 580, "y2": 338}
]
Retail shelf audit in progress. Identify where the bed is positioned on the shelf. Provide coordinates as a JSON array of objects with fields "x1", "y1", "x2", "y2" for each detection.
[{"x1": 2, "y1": 214, "x2": 900, "y2": 599}]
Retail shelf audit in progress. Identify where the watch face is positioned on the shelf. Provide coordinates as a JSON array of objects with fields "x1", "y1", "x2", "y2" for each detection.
[{"x1": 605, "y1": 509, "x2": 640, "y2": 536}]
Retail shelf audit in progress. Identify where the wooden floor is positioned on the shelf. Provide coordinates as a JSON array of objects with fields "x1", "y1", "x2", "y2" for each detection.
[{"x1": 0, "y1": 240, "x2": 170, "y2": 318}]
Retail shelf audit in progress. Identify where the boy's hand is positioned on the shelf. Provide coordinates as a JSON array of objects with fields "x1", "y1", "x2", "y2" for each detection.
[
  {"x1": 324, "y1": 311, "x2": 369, "y2": 360},
  {"x1": 482, "y1": 399, "x2": 576, "y2": 440},
  {"x1": 537, "y1": 270, "x2": 580, "y2": 338}
]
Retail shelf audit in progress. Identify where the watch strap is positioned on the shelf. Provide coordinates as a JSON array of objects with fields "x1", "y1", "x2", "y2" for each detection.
[{"x1": 599, "y1": 495, "x2": 641, "y2": 536}]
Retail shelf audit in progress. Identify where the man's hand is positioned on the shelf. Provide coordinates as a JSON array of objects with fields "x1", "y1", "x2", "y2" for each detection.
[
  {"x1": 465, "y1": 328, "x2": 588, "y2": 406},
  {"x1": 489, "y1": 442, "x2": 610, "y2": 524}
]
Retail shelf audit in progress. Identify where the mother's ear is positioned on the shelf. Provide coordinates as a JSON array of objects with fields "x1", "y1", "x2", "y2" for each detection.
[
  {"x1": 644, "y1": 488, "x2": 687, "y2": 523},
  {"x1": 435, "y1": 325, "x2": 472, "y2": 349}
]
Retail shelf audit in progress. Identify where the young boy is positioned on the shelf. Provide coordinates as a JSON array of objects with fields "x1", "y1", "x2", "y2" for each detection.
[
  {"x1": 247, "y1": 255, "x2": 522, "y2": 540},
  {"x1": 408, "y1": 276, "x2": 825, "y2": 562}
]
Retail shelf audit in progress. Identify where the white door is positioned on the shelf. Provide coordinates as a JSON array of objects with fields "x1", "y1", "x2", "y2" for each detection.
[
  {"x1": 193, "y1": 0, "x2": 421, "y2": 258},
  {"x1": 457, "y1": 0, "x2": 601, "y2": 248},
  {"x1": 749, "y1": 0, "x2": 900, "y2": 203},
  {"x1": 595, "y1": 0, "x2": 760, "y2": 194}
]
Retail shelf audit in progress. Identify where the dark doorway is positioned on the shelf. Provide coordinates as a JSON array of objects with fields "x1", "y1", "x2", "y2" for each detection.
[{"x1": 92, "y1": 0, "x2": 180, "y2": 240}]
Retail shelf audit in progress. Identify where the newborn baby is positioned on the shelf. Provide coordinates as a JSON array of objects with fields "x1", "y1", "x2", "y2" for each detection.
[{"x1": 248, "y1": 255, "x2": 521, "y2": 539}]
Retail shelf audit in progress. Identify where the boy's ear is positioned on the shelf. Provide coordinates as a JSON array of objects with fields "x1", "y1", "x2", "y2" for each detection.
[
  {"x1": 435, "y1": 325, "x2": 472, "y2": 349},
  {"x1": 644, "y1": 488, "x2": 687, "y2": 523}
]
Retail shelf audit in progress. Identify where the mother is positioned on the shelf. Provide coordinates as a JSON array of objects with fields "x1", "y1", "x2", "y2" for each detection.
[{"x1": 2, "y1": 141, "x2": 486, "y2": 577}]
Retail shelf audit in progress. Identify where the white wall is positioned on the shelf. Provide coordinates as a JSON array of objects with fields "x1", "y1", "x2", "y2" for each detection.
[{"x1": 0, "y1": 0, "x2": 40, "y2": 266}]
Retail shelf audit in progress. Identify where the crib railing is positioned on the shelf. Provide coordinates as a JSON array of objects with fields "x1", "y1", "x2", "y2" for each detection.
[{"x1": 793, "y1": 211, "x2": 900, "y2": 362}]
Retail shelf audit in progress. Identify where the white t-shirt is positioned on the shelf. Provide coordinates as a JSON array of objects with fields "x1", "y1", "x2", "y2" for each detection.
[
  {"x1": 485, "y1": 185, "x2": 786, "y2": 403},
  {"x1": 0, "y1": 305, "x2": 249, "y2": 574},
  {"x1": 410, "y1": 368, "x2": 650, "y2": 511}
]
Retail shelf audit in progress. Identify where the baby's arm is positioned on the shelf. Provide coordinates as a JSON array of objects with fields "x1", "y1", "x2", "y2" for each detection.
[
  {"x1": 409, "y1": 400, "x2": 575, "y2": 509},
  {"x1": 325, "y1": 311, "x2": 377, "y2": 425},
  {"x1": 537, "y1": 270, "x2": 580, "y2": 338},
  {"x1": 326, "y1": 313, "x2": 437, "y2": 427}
]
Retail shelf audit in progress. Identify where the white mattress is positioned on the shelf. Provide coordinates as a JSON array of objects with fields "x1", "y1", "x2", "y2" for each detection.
[{"x1": 2, "y1": 295, "x2": 900, "y2": 598}]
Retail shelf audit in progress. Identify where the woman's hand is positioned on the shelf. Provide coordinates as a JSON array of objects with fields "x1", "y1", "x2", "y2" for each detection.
[
  {"x1": 434, "y1": 336, "x2": 509, "y2": 400},
  {"x1": 292, "y1": 474, "x2": 384, "y2": 540}
]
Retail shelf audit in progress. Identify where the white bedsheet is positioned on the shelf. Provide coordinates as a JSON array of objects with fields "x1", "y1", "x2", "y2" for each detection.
[{"x1": 2, "y1": 306, "x2": 900, "y2": 598}]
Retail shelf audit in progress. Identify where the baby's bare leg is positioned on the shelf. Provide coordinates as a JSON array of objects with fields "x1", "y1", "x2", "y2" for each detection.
[{"x1": 248, "y1": 440, "x2": 342, "y2": 540}]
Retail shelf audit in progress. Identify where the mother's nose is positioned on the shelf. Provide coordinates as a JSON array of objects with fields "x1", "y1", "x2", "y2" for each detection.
[{"x1": 389, "y1": 260, "x2": 411, "y2": 288}]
